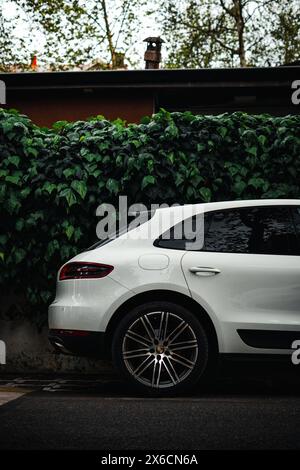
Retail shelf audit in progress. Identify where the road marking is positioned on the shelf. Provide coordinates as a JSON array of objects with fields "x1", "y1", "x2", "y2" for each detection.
[{"x1": 0, "y1": 376, "x2": 121, "y2": 395}]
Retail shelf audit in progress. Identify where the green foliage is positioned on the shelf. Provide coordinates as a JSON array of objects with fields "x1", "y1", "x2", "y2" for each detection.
[
  {"x1": 161, "y1": 0, "x2": 300, "y2": 68},
  {"x1": 1, "y1": 108, "x2": 300, "y2": 322},
  {"x1": 1, "y1": 0, "x2": 143, "y2": 71}
]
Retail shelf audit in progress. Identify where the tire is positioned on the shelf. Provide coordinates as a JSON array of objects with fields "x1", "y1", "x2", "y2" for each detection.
[{"x1": 112, "y1": 301, "x2": 209, "y2": 396}]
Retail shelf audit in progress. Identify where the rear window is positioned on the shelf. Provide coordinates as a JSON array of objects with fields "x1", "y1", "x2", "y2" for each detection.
[
  {"x1": 87, "y1": 210, "x2": 155, "y2": 251},
  {"x1": 154, "y1": 213, "x2": 205, "y2": 251}
]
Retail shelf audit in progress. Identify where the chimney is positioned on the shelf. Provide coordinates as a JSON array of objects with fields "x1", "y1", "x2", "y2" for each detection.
[
  {"x1": 113, "y1": 52, "x2": 126, "y2": 69},
  {"x1": 30, "y1": 55, "x2": 38, "y2": 71},
  {"x1": 143, "y1": 37, "x2": 164, "y2": 69}
]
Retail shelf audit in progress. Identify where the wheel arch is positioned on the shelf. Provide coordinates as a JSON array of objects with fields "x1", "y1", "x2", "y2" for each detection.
[{"x1": 105, "y1": 289, "x2": 219, "y2": 356}]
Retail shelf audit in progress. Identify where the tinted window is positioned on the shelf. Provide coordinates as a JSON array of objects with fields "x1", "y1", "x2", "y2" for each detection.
[
  {"x1": 204, "y1": 206, "x2": 298, "y2": 255},
  {"x1": 292, "y1": 207, "x2": 300, "y2": 235},
  {"x1": 154, "y1": 206, "x2": 299, "y2": 255}
]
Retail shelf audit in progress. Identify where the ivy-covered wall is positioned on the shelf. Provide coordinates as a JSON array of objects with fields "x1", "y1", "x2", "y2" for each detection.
[{"x1": 0, "y1": 108, "x2": 300, "y2": 324}]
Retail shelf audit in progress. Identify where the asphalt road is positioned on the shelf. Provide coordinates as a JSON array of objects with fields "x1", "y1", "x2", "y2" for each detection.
[{"x1": 1, "y1": 363, "x2": 300, "y2": 450}]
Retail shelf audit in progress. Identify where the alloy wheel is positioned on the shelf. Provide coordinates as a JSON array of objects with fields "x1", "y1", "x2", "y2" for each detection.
[{"x1": 122, "y1": 311, "x2": 199, "y2": 389}]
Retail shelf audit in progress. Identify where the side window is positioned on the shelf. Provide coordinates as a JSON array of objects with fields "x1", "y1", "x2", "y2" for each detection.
[
  {"x1": 204, "y1": 209, "x2": 251, "y2": 253},
  {"x1": 204, "y1": 206, "x2": 298, "y2": 255},
  {"x1": 254, "y1": 207, "x2": 298, "y2": 255},
  {"x1": 292, "y1": 207, "x2": 300, "y2": 235}
]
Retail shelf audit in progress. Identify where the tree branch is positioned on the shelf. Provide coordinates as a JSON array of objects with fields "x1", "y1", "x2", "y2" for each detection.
[
  {"x1": 220, "y1": 0, "x2": 234, "y2": 16},
  {"x1": 100, "y1": 0, "x2": 115, "y2": 67}
]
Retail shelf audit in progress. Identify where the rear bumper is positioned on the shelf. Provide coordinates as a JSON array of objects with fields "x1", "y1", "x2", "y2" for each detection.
[
  {"x1": 48, "y1": 276, "x2": 133, "y2": 332},
  {"x1": 48, "y1": 329, "x2": 109, "y2": 359}
]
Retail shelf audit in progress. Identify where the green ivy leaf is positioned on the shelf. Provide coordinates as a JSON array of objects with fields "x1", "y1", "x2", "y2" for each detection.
[
  {"x1": 106, "y1": 178, "x2": 119, "y2": 195},
  {"x1": 83, "y1": 152, "x2": 97, "y2": 162},
  {"x1": 47, "y1": 239, "x2": 60, "y2": 258},
  {"x1": 63, "y1": 168, "x2": 75, "y2": 179},
  {"x1": 140, "y1": 116, "x2": 151, "y2": 125},
  {"x1": 7, "y1": 194, "x2": 21, "y2": 213},
  {"x1": 187, "y1": 186, "x2": 195, "y2": 199},
  {"x1": 92, "y1": 169, "x2": 102, "y2": 178},
  {"x1": 71, "y1": 180, "x2": 87, "y2": 199},
  {"x1": 141, "y1": 175, "x2": 156, "y2": 190},
  {"x1": 167, "y1": 153, "x2": 175, "y2": 164},
  {"x1": 258, "y1": 135, "x2": 267, "y2": 147},
  {"x1": 247, "y1": 146, "x2": 258, "y2": 157},
  {"x1": 233, "y1": 181, "x2": 247, "y2": 196},
  {"x1": 27, "y1": 147, "x2": 38, "y2": 157},
  {"x1": 27, "y1": 211, "x2": 44, "y2": 226},
  {"x1": 65, "y1": 224, "x2": 74, "y2": 240},
  {"x1": 8, "y1": 156, "x2": 20, "y2": 167},
  {"x1": 14, "y1": 248, "x2": 26, "y2": 264},
  {"x1": 5, "y1": 175, "x2": 20, "y2": 185},
  {"x1": 15, "y1": 219, "x2": 25, "y2": 231},
  {"x1": 74, "y1": 227, "x2": 82, "y2": 242},
  {"x1": 219, "y1": 127, "x2": 228, "y2": 138},
  {"x1": 248, "y1": 177, "x2": 268, "y2": 190},
  {"x1": 0, "y1": 234, "x2": 8, "y2": 245},
  {"x1": 20, "y1": 187, "x2": 31, "y2": 199},
  {"x1": 131, "y1": 140, "x2": 142, "y2": 148},
  {"x1": 175, "y1": 173, "x2": 184, "y2": 186},
  {"x1": 197, "y1": 143, "x2": 206, "y2": 152},
  {"x1": 199, "y1": 187, "x2": 212, "y2": 202},
  {"x1": 59, "y1": 188, "x2": 77, "y2": 207},
  {"x1": 43, "y1": 182, "x2": 56, "y2": 194}
]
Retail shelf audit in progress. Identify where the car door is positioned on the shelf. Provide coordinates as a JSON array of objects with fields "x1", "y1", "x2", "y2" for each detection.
[{"x1": 181, "y1": 205, "x2": 300, "y2": 354}]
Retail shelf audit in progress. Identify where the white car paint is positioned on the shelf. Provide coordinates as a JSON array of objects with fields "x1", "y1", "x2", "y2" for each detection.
[{"x1": 49, "y1": 199, "x2": 300, "y2": 356}]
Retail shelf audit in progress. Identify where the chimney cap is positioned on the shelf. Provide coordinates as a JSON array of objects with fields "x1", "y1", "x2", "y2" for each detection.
[{"x1": 143, "y1": 36, "x2": 164, "y2": 43}]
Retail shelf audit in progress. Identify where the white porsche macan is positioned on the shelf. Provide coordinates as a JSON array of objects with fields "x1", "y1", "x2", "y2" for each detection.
[{"x1": 49, "y1": 199, "x2": 300, "y2": 394}]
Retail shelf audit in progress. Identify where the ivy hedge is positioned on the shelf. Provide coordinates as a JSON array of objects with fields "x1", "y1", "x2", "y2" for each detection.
[{"x1": 0, "y1": 108, "x2": 300, "y2": 323}]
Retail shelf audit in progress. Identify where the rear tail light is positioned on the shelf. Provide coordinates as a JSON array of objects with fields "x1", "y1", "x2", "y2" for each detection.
[{"x1": 59, "y1": 262, "x2": 114, "y2": 280}]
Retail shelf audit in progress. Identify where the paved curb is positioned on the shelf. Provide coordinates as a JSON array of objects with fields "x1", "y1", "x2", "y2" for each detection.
[{"x1": 0, "y1": 390, "x2": 28, "y2": 406}]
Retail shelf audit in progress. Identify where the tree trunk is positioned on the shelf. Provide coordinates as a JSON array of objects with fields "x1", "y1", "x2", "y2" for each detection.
[
  {"x1": 234, "y1": 0, "x2": 246, "y2": 66},
  {"x1": 101, "y1": 0, "x2": 115, "y2": 68}
]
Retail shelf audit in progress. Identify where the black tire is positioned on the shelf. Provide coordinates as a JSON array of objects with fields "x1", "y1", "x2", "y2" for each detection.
[{"x1": 112, "y1": 301, "x2": 209, "y2": 396}]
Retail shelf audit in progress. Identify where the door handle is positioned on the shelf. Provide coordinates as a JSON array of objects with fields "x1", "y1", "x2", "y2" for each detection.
[{"x1": 189, "y1": 266, "x2": 221, "y2": 275}]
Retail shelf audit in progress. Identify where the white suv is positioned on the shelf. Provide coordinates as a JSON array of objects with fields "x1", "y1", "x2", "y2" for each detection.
[{"x1": 49, "y1": 199, "x2": 300, "y2": 394}]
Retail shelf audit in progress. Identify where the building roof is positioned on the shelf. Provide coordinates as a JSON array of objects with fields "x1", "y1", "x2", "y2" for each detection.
[{"x1": 0, "y1": 66, "x2": 299, "y2": 91}]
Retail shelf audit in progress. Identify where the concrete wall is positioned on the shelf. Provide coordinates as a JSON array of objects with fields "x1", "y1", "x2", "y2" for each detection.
[{"x1": 0, "y1": 317, "x2": 112, "y2": 374}]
